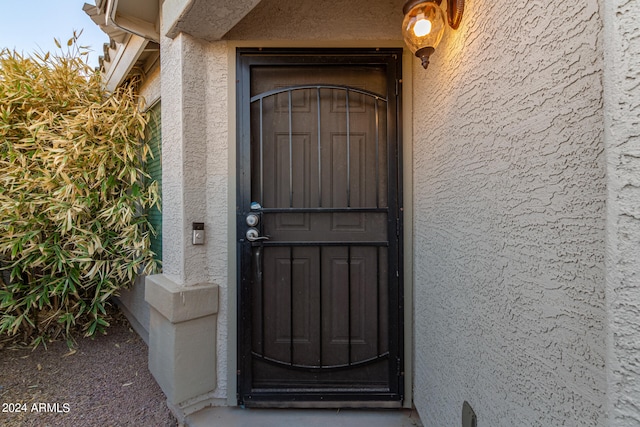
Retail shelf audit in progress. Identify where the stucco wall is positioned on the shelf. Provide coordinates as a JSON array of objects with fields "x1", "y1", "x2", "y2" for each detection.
[
  {"x1": 159, "y1": 31, "x2": 230, "y2": 401},
  {"x1": 197, "y1": 0, "x2": 406, "y2": 402},
  {"x1": 225, "y1": 0, "x2": 404, "y2": 40},
  {"x1": 161, "y1": 33, "x2": 210, "y2": 287},
  {"x1": 411, "y1": 1, "x2": 607, "y2": 425},
  {"x1": 153, "y1": 0, "x2": 640, "y2": 421},
  {"x1": 203, "y1": 40, "x2": 230, "y2": 400},
  {"x1": 603, "y1": 1, "x2": 640, "y2": 425}
]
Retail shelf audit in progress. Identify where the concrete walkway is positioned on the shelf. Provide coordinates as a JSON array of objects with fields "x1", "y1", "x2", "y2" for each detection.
[{"x1": 185, "y1": 407, "x2": 423, "y2": 427}]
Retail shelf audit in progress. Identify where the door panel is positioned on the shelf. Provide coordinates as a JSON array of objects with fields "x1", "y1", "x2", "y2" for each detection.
[{"x1": 238, "y1": 50, "x2": 402, "y2": 406}]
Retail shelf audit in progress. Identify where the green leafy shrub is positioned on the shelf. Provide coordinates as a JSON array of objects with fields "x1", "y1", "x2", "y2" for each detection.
[{"x1": 0, "y1": 35, "x2": 160, "y2": 347}]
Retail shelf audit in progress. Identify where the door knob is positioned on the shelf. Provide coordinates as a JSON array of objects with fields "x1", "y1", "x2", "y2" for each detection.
[{"x1": 246, "y1": 227, "x2": 269, "y2": 241}]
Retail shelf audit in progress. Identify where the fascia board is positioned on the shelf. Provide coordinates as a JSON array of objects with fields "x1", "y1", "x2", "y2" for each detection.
[
  {"x1": 107, "y1": 0, "x2": 160, "y2": 42},
  {"x1": 104, "y1": 34, "x2": 148, "y2": 92}
]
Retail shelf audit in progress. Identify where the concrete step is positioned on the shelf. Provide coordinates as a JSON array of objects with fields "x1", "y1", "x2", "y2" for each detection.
[{"x1": 185, "y1": 407, "x2": 423, "y2": 427}]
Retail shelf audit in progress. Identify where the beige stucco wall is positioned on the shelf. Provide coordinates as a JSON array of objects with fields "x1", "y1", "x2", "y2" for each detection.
[
  {"x1": 411, "y1": 1, "x2": 607, "y2": 425},
  {"x1": 148, "y1": 0, "x2": 640, "y2": 423},
  {"x1": 204, "y1": 40, "x2": 231, "y2": 401},
  {"x1": 159, "y1": 31, "x2": 230, "y2": 404},
  {"x1": 154, "y1": 0, "x2": 408, "y2": 405},
  {"x1": 224, "y1": 0, "x2": 404, "y2": 41},
  {"x1": 603, "y1": 0, "x2": 640, "y2": 425}
]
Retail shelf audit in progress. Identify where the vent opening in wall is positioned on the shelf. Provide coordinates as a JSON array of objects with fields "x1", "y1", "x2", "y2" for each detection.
[{"x1": 462, "y1": 401, "x2": 477, "y2": 427}]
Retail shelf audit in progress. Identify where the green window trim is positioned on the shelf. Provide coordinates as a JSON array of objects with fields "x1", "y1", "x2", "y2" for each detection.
[{"x1": 145, "y1": 102, "x2": 162, "y2": 263}]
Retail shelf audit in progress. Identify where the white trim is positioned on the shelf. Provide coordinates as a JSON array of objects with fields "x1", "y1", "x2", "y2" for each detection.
[
  {"x1": 106, "y1": 0, "x2": 159, "y2": 42},
  {"x1": 401, "y1": 49, "x2": 414, "y2": 409},
  {"x1": 104, "y1": 34, "x2": 148, "y2": 92},
  {"x1": 226, "y1": 45, "x2": 239, "y2": 407}
]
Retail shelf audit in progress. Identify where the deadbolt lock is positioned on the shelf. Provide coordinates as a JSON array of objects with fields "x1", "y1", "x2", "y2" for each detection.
[{"x1": 246, "y1": 214, "x2": 259, "y2": 227}]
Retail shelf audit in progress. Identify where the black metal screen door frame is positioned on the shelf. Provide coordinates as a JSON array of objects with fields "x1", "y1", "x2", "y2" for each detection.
[{"x1": 236, "y1": 48, "x2": 404, "y2": 407}]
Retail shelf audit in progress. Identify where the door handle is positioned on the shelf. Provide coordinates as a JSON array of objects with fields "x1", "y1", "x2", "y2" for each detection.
[
  {"x1": 253, "y1": 245, "x2": 263, "y2": 287},
  {"x1": 246, "y1": 227, "x2": 269, "y2": 241}
]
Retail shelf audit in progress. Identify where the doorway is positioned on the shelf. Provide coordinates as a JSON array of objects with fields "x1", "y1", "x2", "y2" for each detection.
[{"x1": 236, "y1": 49, "x2": 403, "y2": 407}]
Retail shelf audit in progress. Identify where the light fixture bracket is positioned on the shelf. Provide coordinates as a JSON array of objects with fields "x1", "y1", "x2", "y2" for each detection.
[{"x1": 446, "y1": 0, "x2": 464, "y2": 29}]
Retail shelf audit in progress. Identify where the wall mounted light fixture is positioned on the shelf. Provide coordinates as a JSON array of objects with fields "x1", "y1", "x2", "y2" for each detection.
[{"x1": 402, "y1": 0, "x2": 465, "y2": 69}]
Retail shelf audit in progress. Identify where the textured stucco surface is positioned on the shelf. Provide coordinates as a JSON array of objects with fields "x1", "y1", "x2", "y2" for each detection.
[
  {"x1": 603, "y1": 0, "x2": 640, "y2": 425},
  {"x1": 203, "y1": 40, "x2": 230, "y2": 400},
  {"x1": 163, "y1": 0, "x2": 261, "y2": 41},
  {"x1": 156, "y1": 0, "x2": 407, "y2": 403},
  {"x1": 411, "y1": 1, "x2": 607, "y2": 426},
  {"x1": 158, "y1": 31, "x2": 231, "y2": 401},
  {"x1": 225, "y1": 0, "x2": 405, "y2": 41},
  {"x1": 117, "y1": 275, "x2": 150, "y2": 340},
  {"x1": 161, "y1": 33, "x2": 209, "y2": 287},
  {"x1": 148, "y1": 0, "x2": 640, "y2": 423}
]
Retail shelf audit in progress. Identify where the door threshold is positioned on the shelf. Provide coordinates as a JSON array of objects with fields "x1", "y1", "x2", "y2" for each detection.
[{"x1": 244, "y1": 400, "x2": 403, "y2": 409}]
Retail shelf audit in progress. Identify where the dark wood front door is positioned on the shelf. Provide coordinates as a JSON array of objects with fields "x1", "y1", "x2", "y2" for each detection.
[{"x1": 237, "y1": 49, "x2": 403, "y2": 407}]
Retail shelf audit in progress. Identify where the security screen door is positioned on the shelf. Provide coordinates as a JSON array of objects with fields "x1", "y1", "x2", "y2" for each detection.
[{"x1": 236, "y1": 49, "x2": 403, "y2": 407}]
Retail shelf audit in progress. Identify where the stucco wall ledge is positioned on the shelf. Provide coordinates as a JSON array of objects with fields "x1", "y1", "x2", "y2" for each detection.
[{"x1": 145, "y1": 274, "x2": 219, "y2": 323}]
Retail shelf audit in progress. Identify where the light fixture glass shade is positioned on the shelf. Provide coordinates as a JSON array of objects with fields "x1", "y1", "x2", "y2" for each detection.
[{"x1": 402, "y1": 1, "x2": 446, "y2": 68}]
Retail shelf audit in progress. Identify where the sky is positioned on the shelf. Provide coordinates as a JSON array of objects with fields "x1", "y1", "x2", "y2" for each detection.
[{"x1": 0, "y1": 1, "x2": 109, "y2": 68}]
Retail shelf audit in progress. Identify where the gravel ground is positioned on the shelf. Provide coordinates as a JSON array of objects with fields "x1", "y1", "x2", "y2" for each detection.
[{"x1": 0, "y1": 308, "x2": 177, "y2": 427}]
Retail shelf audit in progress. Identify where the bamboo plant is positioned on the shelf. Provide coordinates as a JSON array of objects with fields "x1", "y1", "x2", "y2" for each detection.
[{"x1": 0, "y1": 34, "x2": 160, "y2": 347}]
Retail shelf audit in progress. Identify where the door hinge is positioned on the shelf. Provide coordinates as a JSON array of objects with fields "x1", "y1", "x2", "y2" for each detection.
[
  {"x1": 395, "y1": 79, "x2": 399, "y2": 96},
  {"x1": 397, "y1": 357, "x2": 403, "y2": 376},
  {"x1": 396, "y1": 218, "x2": 400, "y2": 236}
]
